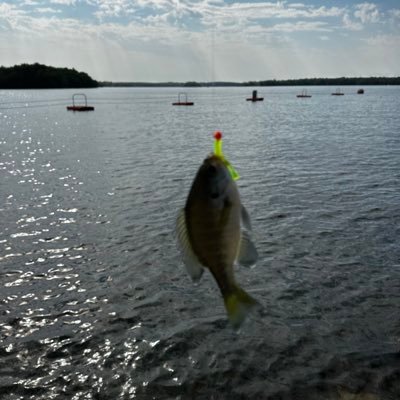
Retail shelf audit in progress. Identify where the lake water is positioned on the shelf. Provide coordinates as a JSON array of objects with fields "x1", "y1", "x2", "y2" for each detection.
[{"x1": 0, "y1": 86, "x2": 399, "y2": 399}]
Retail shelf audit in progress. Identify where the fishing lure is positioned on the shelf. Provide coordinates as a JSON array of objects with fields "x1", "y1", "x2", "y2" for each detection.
[{"x1": 213, "y1": 131, "x2": 240, "y2": 181}]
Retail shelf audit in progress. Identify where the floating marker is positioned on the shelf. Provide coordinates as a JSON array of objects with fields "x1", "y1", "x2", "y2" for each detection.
[
  {"x1": 66, "y1": 93, "x2": 94, "y2": 111},
  {"x1": 246, "y1": 90, "x2": 264, "y2": 102},
  {"x1": 172, "y1": 92, "x2": 194, "y2": 106}
]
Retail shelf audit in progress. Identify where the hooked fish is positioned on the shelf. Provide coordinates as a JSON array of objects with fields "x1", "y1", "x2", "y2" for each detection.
[{"x1": 176, "y1": 153, "x2": 259, "y2": 328}]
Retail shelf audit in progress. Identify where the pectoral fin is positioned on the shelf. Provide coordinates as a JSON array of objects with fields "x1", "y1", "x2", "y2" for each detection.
[
  {"x1": 236, "y1": 230, "x2": 258, "y2": 268},
  {"x1": 175, "y1": 209, "x2": 204, "y2": 282},
  {"x1": 241, "y1": 205, "x2": 252, "y2": 231}
]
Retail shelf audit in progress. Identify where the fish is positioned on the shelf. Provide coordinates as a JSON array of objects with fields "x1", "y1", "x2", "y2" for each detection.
[{"x1": 176, "y1": 154, "x2": 259, "y2": 328}]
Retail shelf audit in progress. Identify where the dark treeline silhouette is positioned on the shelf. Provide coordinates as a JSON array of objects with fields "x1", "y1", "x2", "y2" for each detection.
[
  {"x1": 0, "y1": 63, "x2": 98, "y2": 89},
  {"x1": 246, "y1": 77, "x2": 400, "y2": 86},
  {"x1": 1, "y1": 65, "x2": 398, "y2": 88},
  {"x1": 100, "y1": 76, "x2": 400, "y2": 87},
  {"x1": 98, "y1": 81, "x2": 237, "y2": 87}
]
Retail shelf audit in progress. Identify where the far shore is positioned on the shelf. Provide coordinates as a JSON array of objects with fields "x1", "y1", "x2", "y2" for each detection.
[{"x1": 99, "y1": 77, "x2": 400, "y2": 88}]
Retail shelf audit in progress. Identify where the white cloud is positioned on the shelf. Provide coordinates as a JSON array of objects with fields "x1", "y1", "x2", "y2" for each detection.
[
  {"x1": 94, "y1": 1, "x2": 134, "y2": 19},
  {"x1": 36, "y1": 7, "x2": 62, "y2": 13},
  {"x1": 342, "y1": 13, "x2": 363, "y2": 31},
  {"x1": 354, "y1": 2, "x2": 380, "y2": 23},
  {"x1": 68, "y1": 1, "x2": 346, "y2": 27},
  {"x1": 48, "y1": 0, "x2": 78, "y2": 4},
  {"x1": 92, "y1": 0, "x2": 176, "y2": 19},
  {"x1": 0, "y1": 3, "x2": 25, "y2": 16},
  {"x1": 199, "y1": 2, "x2": 344, "y2": 27},
  {"x1": 0, "y1": 3, "x2": 27, "y2": 31},
  {"x1": 266, "y1": 21, "x2": 332, "y2": 33},
  {"x1": 290, "y1": 3, "x2": 306, "y2": 8},
  {"x1": 22, "y1": 0, "x2": 40, "y2": 5}
]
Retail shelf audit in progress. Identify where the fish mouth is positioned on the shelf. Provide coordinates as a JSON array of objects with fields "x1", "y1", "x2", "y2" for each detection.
[
  {"x1": 203, "y1": 155, "x2": 227, "y2": 175},
  {"x1": 205, "y1": 153, "x2": 225, "y2": 164}
]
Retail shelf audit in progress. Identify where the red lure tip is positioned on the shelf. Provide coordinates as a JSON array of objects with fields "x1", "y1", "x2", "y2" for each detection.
[{"x1": 214, "y1": 131, "x2": 222, "y2": 141}]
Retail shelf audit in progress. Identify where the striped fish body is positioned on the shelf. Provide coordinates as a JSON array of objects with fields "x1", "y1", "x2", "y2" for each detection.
[{"x1": 176, "y1": 155, "x2": 259, "y2": 328}]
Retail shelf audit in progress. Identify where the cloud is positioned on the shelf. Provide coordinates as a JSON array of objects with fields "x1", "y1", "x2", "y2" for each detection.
[
  {"x1": 1, "y1": 0, "x2": 399, "y2": 81},
  {"x1": 354, "y1": 2, "x2": 380, "y2": 23},
  {"x1": 199, "y1": 2, "x2": 345, "y2": 28},
  {"x1": 22, "y1": 0, "x2": 40, "y2": 5},
  {"x1": 36, "y1": 7, "x2": 62, "y2": 13},
  {"x1": 266, "y1": 21, "x2": 332, "y2": 33},
  {"x1": 48, "y1": 0, "x2": 78, "y2": 4},
  {"x1": 0, "y1": 3, "x2": 25, "y2": 16},
  {"x1": 389, "y1": 9, "x2": 400, "y2": 19},
  {"x1": 0, "y1": 3, "x2": 28, "y2": 30},
  {"x1": 93, "y1": 1, "x2": 135, "y2": 19},
  {"x1": 92, "y1": 0, "x2": 178, "y2": 19},
  {"x1": 341, "y1": 3, "x2": 382, "y2": 32},
  {"x1": 342, "y1": 13, "x2": 363, "y2": 31}
]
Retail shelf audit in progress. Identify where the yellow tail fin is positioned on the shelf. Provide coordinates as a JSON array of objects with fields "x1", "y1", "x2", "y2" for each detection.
[{"x1": 223, "y1": 285, "x2": 258, "y2": 329}]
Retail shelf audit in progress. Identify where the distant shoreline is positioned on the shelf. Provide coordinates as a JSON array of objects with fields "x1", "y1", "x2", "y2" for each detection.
[
  {"x1": 1, "y1": 64, "x2": 399, "y2": 89},
  {"x1": 100, "y1": 77, "x2": 400, "y2": 88}
]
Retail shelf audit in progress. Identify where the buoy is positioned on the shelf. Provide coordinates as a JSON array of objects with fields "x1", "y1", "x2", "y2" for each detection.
[
  {"x1": 297, "y1": 89, "x2": 312, "y2": 98},
  {"x1": 246, "y1": 90, "x2": 264, "y2": 102},
  {"x1": 331, "y1": 88, "x2": 344, "y2": 96},
  {"x1": 67, "y1": 93, "x2": 94, "y2": 111},
  {"x1": 172, "y1": 92, "x2": 194, "y2": 106}
]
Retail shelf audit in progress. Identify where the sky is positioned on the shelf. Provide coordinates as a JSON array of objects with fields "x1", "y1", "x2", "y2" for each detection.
[{"x1": 0, "y1": 0, "x2": 400, "y2": 82}]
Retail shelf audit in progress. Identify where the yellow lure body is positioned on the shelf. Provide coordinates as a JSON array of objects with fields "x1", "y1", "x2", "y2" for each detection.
[{"x1": 213, "y1": 132, "x2": 240, "y2": 181}]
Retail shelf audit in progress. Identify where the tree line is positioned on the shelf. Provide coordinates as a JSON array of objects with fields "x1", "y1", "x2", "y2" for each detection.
[
  {"x1": 245, "y1": 77, "x2": 400, "y2": 86},
  {"x1": 100, "y1": 76, "x2": 400, "y2": 87},
  {"x1": 0, "y1": 63, "x2": 98, "y2": 89},
  {"x1": 1, "y1": 64, "x2": 398, "y2": 88}
]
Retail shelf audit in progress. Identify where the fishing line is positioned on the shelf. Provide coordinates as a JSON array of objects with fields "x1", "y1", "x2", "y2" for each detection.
[
  {"x1": 0, "y1": 95, "x2": 192, "y2": 110},
  {"x1": 0, "y1": 98, "x2": 69, "y2": 105},
  {"x1": 0, "y1": 102, "x2": 69, "y2": 110},
  {"x1": 210, "y1": 11, "x2": 219, "y2": 132}
]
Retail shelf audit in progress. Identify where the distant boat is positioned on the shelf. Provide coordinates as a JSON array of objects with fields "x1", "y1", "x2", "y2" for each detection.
[
  {"x1": 246, "y1": 90, "x2": 264, "y2": 102},
  {"x1": 296, "y1": 89, "x2": 312, "y2": 98},
  {"x1": 66, "y1": 93, "x2": 94, "y2": 111},
  {"x1": 357, "y1": 88, "x2": 364, "y2": 94},
  {"x1": 172, "y1": 92, "x2": 194, "y2": 106},
  {"x1": 331, "y1": 88, "x2": 344, "y2": 96}
]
